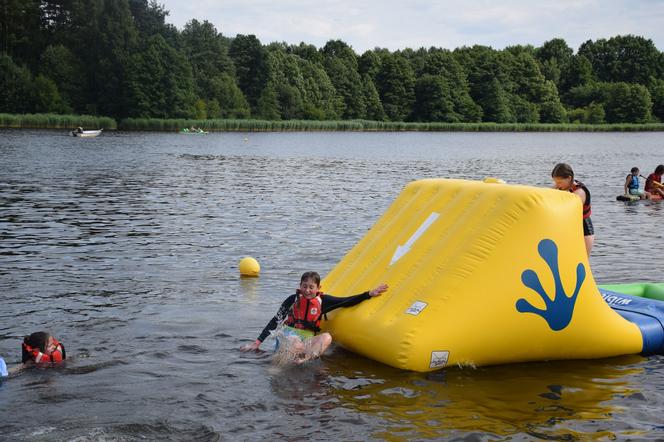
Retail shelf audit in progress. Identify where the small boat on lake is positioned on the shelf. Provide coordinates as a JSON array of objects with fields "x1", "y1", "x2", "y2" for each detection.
[
  {"x1": 180, "y1": 128, "x2": 208, "y2": 134},
  {"x1": 70, "y1": 127, "x2": 103, "y2": 138}
]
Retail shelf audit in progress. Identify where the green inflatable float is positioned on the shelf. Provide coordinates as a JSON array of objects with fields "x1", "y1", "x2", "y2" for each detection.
[{"x1": 598, "y1": 282, "x2": 664, "y2": 301}]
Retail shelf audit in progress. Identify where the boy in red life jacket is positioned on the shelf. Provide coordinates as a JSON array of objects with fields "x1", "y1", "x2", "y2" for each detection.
[
  {"x1": 240, "y1": 271, "x2": 388, "y2": 363},
  {"x1": 645, "y1": 165, "x2": 664, "y2": 198},
  {"x1": 551, "y1": 163, "x2": 593, "y2": 256},
  {"x1": 21, "y1": 331, "x2": 66, "y2": 367}
]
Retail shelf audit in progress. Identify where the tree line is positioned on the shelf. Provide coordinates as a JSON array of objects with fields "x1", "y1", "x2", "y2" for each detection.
[{"x1": 1, "y1": 0, "x2": 663, "y2": 125}]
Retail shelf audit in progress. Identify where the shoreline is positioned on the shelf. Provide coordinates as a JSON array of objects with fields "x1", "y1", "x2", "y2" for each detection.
[{"x1": 2, "y1": 114, "x2": 664, "y2": 132}]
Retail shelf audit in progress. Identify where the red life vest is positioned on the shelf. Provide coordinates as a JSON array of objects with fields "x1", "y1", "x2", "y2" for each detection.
[
  {"x1": 285, "y1": 290, "x2": 324, "y2": 332},
  {"x1": 645, "y1": 173, "x2": 662, "y2": 192},
  {"x1": 23, "y1": 339, "x2": 65, "y2": 364},
  {"x1": 570, "y1": 180, "x2": 591, "y2": 219}
]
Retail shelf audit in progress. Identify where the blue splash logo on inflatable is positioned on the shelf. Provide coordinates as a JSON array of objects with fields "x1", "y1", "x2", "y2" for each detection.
[{"x1": 516, "y1": 239, "x2": 586, "y2": 331}]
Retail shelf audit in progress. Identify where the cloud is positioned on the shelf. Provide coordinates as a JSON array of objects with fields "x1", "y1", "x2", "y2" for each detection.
[{"x1": 162, "y1": 0, "x2": 664, "y2": 52}]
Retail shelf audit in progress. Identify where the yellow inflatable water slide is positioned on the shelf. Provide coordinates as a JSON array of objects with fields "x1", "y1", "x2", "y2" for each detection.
[{"x1": 321, "y1": 178, "x2": 644, "y2": 372}]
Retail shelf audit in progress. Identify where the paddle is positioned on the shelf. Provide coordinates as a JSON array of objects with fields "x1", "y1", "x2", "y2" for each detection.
[{"x1": 639, "y1": 174, "x2": 664, "y2": 189}]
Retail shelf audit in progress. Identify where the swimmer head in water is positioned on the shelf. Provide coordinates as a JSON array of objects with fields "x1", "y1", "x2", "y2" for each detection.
[{"x1": 22, "y1": 331, "x2": 66, "y2": 365}]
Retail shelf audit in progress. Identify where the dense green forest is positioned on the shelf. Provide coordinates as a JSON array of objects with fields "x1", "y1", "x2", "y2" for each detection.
[{"x1": 2, "y1": 0, "x2": 664, "y2": 125}]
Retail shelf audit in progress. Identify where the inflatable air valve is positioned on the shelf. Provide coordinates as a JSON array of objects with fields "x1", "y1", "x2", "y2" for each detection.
[{"x1": 239, "y1": 257, "x2": 260, "y2": 277}]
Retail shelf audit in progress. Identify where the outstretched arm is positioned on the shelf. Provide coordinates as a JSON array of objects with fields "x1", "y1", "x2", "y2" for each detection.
[
  {"x1": 322, "y1": 283, "x2": 389, "y2": 314},
  {"x1": 369, "y1": 283, "x2": 389, "y2": 297},
  {"x1": 240, "y1": 295, "x2": 296, "y2": 352}
]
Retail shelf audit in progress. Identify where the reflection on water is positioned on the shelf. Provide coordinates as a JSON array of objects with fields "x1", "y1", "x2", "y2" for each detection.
[
  {"x1": 330, "y1": 353, "x2": 646, "y2": 440},
  {"x1": 1, "y1": 130, "x2": 664, "y2": 440}
]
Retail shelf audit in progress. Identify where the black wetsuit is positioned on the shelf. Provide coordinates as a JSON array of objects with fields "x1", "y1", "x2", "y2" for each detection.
[{"x1": 256, "y1": 292, "x2": 371, "y2": 342}]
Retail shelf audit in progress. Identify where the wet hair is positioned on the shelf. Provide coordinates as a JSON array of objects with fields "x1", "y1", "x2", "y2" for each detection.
[
  {"x1": 631, "y1": 167, "x2": 639, "y2": 174},
  {"x1": 656, "y1": 165, "x2": 664, "y2": 175},
  {"x1": 551, "y1": 163, "x2": 574, "y2": 179},
  {"x1": 22, "y1": 331, "x2": 50, "y2": 363},
  {"x1": 300, "y1": 271, "x2": 321, "y2": 286}
]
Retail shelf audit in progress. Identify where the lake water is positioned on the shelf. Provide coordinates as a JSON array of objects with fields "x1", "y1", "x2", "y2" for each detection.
[{"x1": 1, "y1": 130, "x2": 663, "y2": 440}]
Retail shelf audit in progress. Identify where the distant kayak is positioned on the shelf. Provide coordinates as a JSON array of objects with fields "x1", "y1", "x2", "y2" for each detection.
[
  {"x1": 616, "y1": 194, "x2": 662, "y2": 202},
  {"x1": 70, "y1": 128, "x2": 103, "y2": 138},
  {"x1": 180, "y1": 128, "x2": 208, "y2": 134}
]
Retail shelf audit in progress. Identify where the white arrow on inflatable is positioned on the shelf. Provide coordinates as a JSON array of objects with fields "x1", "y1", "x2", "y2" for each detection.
[{"x1": 389, "y1": 212, "x2": 440, "y2": 266}]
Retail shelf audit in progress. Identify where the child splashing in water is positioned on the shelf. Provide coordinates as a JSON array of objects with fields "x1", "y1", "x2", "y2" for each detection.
[{"x1": 240, "y1": 271, "x2": 388, "y2": 364}]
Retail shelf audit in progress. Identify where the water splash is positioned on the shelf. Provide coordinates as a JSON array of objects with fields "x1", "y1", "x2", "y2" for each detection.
[{"x1": 268, "y1": 323, "x2": 307, "y2": 368}]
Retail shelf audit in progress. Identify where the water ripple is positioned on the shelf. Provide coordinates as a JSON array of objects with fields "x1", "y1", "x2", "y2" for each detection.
[{"x1": 1, "y1": 130, "x2": 664, "y2": 440}]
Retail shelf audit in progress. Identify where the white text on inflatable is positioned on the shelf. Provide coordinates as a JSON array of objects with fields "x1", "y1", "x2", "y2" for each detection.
[{"x1": 601, "y1": 293, "x2": 633, "y2": 306}]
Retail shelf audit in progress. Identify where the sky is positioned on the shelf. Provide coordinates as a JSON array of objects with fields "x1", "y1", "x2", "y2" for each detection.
[{"x1": 161, "y1": 0, "x2": 664, "y2": 53}]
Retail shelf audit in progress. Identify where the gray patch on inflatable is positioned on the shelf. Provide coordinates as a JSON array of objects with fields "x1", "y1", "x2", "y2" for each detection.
[
  {"x1": 406, "y1": 301, "x2": 427, "y2": 315},
  {"x1": 430, "y1": 351, "x2": 449, "y2": 369}
]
